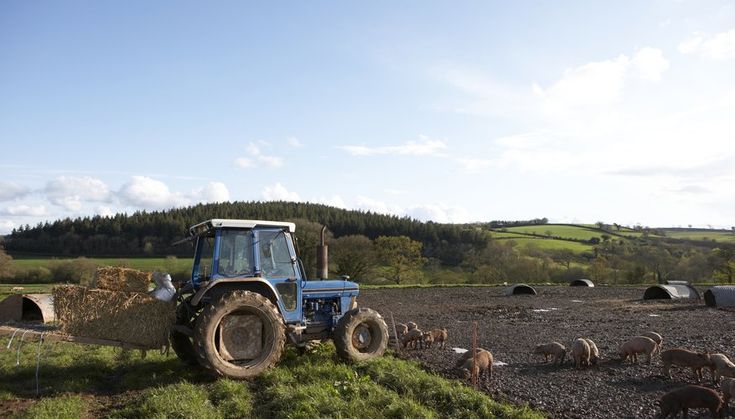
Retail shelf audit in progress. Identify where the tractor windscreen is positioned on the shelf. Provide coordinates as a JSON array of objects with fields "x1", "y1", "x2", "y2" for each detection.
[
  {"x1": 218, "y1": 229, "x2": 255, "y2": 277},
  {"x1": 258, "y1": 230, "x2": 297, "y2": 279}
]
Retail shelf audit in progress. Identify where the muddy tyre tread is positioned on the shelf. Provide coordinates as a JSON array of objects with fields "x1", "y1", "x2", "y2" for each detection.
[
  {"x1": 193, "y1": 290, "x2": 285, "y2": 379},
  {"x1": 170, "y1": 301, "x2": 199, "y2": 366},
  {"x1": 334, "y1": 307, "x2": 389, "y2": 362}
]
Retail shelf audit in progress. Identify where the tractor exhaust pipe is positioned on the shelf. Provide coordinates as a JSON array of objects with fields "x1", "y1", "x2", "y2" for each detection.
[{"x1": 316, "y1": 225, "x2": 328, "y2": 280}]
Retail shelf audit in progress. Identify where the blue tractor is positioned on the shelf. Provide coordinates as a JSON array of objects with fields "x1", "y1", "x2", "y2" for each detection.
[{"x1": 170, "y1": 219, "x2": 389, "y2": 378}]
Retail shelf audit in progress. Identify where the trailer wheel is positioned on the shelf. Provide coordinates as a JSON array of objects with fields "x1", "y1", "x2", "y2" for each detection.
[
  {"x1": 193, "y1": 290, "x2": 285, "y2": 379},
  {"x1": 170, "y1": 300, "x2": 198, "y2": 366},
  {"x1": 334, "y1": 308, "x2": 389, "y2": 362}
]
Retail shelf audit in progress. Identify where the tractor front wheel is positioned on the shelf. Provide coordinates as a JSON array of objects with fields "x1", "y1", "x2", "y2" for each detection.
[
  {"x1": 334, "y1": 308, "x2": 389, "y2": 362},
  {"x1": 193, "y1": 290, "x2": 285, "y2": 379}
]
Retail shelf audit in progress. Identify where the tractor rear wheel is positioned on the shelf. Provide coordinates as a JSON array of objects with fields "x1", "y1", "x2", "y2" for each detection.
[
  {"x1": 170, "y1": 300, "x2": 198, "y2": 366},
  {"x1": 334, "y1": 308, "x2": 389, "y2": 362},
  {"x1": 193, "y1": 290, "x2": 285, "y2": 379}
]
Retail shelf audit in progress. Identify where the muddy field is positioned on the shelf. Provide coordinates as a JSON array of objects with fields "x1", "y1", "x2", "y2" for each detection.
[{"x1": 359, "y1": 286, "x2": 735, "y2": 419}]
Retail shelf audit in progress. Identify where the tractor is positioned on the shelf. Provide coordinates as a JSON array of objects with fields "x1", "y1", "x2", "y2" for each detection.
[{"x1": 169, "y1": 219, "x2": 389, "y2": 378}]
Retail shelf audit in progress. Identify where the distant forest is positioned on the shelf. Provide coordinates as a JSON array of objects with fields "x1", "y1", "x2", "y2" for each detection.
[{"x1": 3, "y1": 201, "x2": 493, "y2": 266}]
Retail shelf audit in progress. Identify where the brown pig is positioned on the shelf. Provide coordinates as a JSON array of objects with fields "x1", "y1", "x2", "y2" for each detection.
[
  {"x1": 394, "y1": 323, "x2": 408, "y2": 338},
  {"x1": 710, "y1": 353, "x2": 735, "y2": 382},
  {"x1": 456, "y1": 348, "x2": 493, "y2": 380},
  {"x1": 533, "y1": 342, "x2": 567, "y2": 365},
  {"x1": 661, "y1": 348, "x2": 713, "y2": 382},
  {"x1": 619, "y1": 336, "x2": 657, "y2": 364},
  {"x1": 641, "y1": 331, "x2": 663, "y2": 354},
  {"x1": 659, "y1": 385, "x2": 723, "y2": 419},
  {"x1": 421, "y1": 332, "x2": 434, "y2": 349},
  {"x1": 571, "y1": 338, "x2": 591, "y2": 369},
  {"x1": 400, "y1": 328, "x2": 423, "y2": 349},
  {"x1": 584, "y1": 338, "x2": 600, "y2": 365},
  {"x1": 428, "y1": 328, "x2": 448, "y2": 349}
]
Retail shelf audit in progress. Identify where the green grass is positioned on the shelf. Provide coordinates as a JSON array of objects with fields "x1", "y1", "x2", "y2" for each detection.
[
  {"x1": 11, "y1": 258, "x2": 193, "y2": 272},
  {"x1": 660, "y1": 229, "x2": 735, "y2": 243},
  {"x1": 503, "y1": 225, "x2": 603, "y2": 241},
  {"x1": 0, "y1": 337, "x2": 541, "y2": 418},
  {"x1": 0, "y1": 284, "x2": 54, "y2": 300},
  {"x1": 21, "y1": 394, "x2": 88, "y2": 419}
]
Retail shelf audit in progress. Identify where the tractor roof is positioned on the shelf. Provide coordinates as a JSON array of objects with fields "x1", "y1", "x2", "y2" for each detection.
[{"x1": 189, "y1": 219, "x2": 296, "y2": 236}]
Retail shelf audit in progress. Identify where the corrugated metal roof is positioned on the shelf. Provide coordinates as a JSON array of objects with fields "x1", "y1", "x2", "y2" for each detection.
[
  {"x1": 570, "y1": 279, "x2": 594, "y2": 287},
  {"x1": 704, "y1": 286, "x2": 735, "y2": 308},
  {"x1": 643, "y1": 284, "x2": 700, "y2": 300},
  {"x1": 504, "y1": 283, "x2": 537, "y2": 296}
]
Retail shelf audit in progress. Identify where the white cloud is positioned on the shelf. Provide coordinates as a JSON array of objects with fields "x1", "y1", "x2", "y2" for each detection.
[
  {"x1": 118, "y1": 176, "x2": 187, "y2": 209},
  {"x1": 354, "y1": 196, "x2": 404, "y2": 215},
  {"x1": 262, "y1": 183, "x2": 300, "y2": 201},
  {"x1": 311, "y1": 195, "x2": 347, "y2": 209},
  {"x1": 0, "y1": 220, "x2": 16, "y2": 235},
  {"x1": 234, "y1": 142, "x2": 283, "y2": 169},
  {"x1": 97, "y1": 206, "x2": 115, "y2": 217},
  {"x1": 44, "y1": 176, "x2": 111, "y2": 211},
  {"x1": 455, "y1": 157, "x2": 493, "y2": 173},
  {"x1": 287, "y1": 136, "x2": 303, "y2": 148},
  {"x1": 679, "y1": 30, "x2": 735, "y2": 60},
  {"x1": 0, "y1": 204, "x2": 48, "y2": 217},
  {"x1": 534, "y1": 48, "x2": 667, "y2": 111},
  {"x1": 338, "y1": 135, "x2": 446, "y2": 157},
  {"x1": 407, "y1": 204, "x2": 472, "y2": 223},
  {"x1": 191, "y1": 182, "x2": 230, "y2": 203},
  {"x1": 0, "y1": 181, "x2": 29, "y2": 201}
]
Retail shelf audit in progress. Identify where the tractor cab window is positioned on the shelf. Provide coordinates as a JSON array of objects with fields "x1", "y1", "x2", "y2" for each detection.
[
  {"x1": 258, "y1": 230, "x2": 296, "y2": 278},
  {"x1": 218, "y1": 229, "x2": 255, "y2": 277},
  {"x1": 195, "y1": 234, "x2": 215, "y2": 282}
]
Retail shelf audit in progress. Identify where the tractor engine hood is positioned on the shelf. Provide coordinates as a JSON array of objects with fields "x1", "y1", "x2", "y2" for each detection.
[{"x1": 302, "y1": 279, "x2": 359, "y2": 298}]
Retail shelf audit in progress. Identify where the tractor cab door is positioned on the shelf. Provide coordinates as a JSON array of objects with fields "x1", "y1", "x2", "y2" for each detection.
[{"x1": 255, "y1": 228, "x2": 302, "y2": 323}]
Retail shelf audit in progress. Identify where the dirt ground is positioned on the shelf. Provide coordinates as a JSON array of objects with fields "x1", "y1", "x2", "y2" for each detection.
[{"x1": 359, "y1": 286, "x2": 735, "y2": 419}]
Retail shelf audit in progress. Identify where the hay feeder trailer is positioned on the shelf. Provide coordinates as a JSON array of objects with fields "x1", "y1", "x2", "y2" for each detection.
[{"x1": 169, "y1": 219, "x2": 389, "y2": 379}]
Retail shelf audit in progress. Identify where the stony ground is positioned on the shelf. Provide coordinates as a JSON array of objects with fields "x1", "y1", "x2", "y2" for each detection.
[{"x1": 359, "y1": 286, "x2": 735, "y2": 419}]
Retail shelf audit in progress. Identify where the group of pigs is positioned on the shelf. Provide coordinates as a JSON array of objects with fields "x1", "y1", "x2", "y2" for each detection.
[{"x1": 534, "y1": 332, "x2": 735, "y2": 418}]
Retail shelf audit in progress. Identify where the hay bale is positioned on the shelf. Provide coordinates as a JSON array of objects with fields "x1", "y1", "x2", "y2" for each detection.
[
  {"x1": 53, "y1": 285, "x2": 175, "y2": 348},
  {"x1": 94, "y1": 266, "x2": 151, "y2": 293}
]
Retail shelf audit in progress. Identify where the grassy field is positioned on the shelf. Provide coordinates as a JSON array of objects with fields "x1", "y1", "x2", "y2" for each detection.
[
  {"x1": 0, "y1": 337, "x2": 543, "y2": 419},
  {"x1": 502, "y1": 225, "x2": 603, "y2": 241},
  {"x1": 0, "y1": 284, "x2": 54, "y2": 300},
  {"x1": 491, "y1": 235, "x2": 593, "y2": 253},
  {"x1": 660, "y1": 229, "x2": 735, "y2": 243}
]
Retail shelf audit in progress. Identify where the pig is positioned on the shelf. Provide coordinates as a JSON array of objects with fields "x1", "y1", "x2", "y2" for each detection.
[
  {"x1": 659, "y1": 385, "x2": 723, "y2": 419},
  {"x1": 401, "y1": 328, "x2": 423, "y2": 349},
  {"x1": 619, "y1": 336, "x2": 657, "y2": 364},
  {"x1": 584, "y1": 338, "x2": 600, "y2": 365},
  {"x1": 721, "y1": 377, "x2": 735, "y2": 407},
  {"x1": 533, "y1": 342, "x2": 567, "y2": 365},
  {"x1": 406, "y1": 321, "x2": 418, "y2": 331},
  {"x1": 421, "y1": 332, "x2": 434, "y2": 349},
  {"x1": 456, "y1": 348, "x2": 493, "y2": 380},
  {"x1": 710, "y1": 353, "x2": 735, "y2": 382},
  {"x1": 428, "y1": 328, "x2": 448, "y2": 349},
  {"x1": 571, "y1": 338, "x2": 590, "y2": 369},
  {"x1": 641, "y1": 331, "x2": 663, "y2": 355},
  {"x1": 661, "y1": 348, "x2": 713, "y2": 382},
  {"x1": 394, "y1": 323, "x2": 408, "y2": 338}
]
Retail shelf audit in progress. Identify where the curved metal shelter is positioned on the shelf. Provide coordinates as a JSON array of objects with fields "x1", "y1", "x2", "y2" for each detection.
[
  {"x1": 642, "y1": 284, "x2": 700, "y2": 300},
  {"x1": 504, "y1": 284, "x2": 537, "y2": 296},
  {"x1": 0, "y1": 294, "x2": 55, "y2": 324},
  {"x1": 704, "y1": 286, "x2": 735, "y2": 308},
  {"x1": 569, "y1": 279, "x2": 594, "y2": 287}
]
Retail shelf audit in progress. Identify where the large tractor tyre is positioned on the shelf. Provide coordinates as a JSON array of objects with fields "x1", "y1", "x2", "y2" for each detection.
[
  {"x1": 334, "y1": 307, "x2": 389, "y2": 362},
  {"x1": 193, "y1": 290, "x2": 285, "y2": 379},
  {"x1": 170, "y1": 301, "x2": 198, "y2": 366}
]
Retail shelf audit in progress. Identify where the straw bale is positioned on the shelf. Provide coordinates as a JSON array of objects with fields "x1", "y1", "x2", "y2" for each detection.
[
  {"x1": 53, "y1": 285, "x2": 175, "y2": 348},
  {"x1": 94, "y1": 266, "x2": 151, "y2": 293}
]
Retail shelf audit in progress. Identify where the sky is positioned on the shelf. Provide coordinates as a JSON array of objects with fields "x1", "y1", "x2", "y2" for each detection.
[{"x1": 1, "y1": 0, "x2": 734, "y2": 235}]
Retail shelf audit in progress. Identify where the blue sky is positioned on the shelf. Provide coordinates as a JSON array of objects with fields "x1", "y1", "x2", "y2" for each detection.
[{"x1": 1, "y1": 1, "x2": 734, "y2": 234}]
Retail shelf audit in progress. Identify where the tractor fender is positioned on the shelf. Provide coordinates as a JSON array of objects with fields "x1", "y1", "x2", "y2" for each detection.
[{"x1": 191, "y1": 277, "x2": 281, "y2": 310}]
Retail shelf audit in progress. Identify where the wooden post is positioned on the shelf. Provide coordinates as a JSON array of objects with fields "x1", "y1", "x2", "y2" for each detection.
[
  {"x1": 390, "y1": 312, "x2": 400, "y2": 352},
  {"x1": 471, "y1": 321, "x2": 478, "y2": 387}
]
